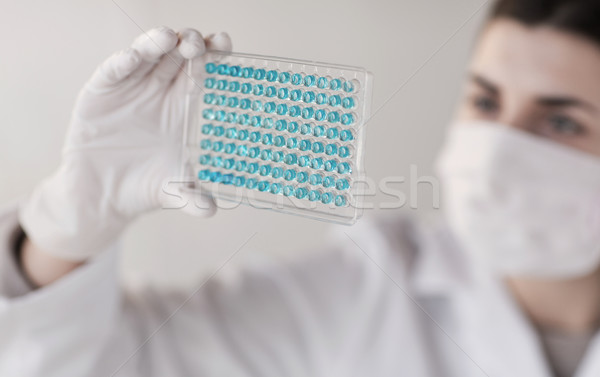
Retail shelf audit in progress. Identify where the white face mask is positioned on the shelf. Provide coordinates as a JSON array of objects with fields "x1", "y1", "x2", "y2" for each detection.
[{"x1": 435, "y1": 122, "x2": 600, "y2": 278}]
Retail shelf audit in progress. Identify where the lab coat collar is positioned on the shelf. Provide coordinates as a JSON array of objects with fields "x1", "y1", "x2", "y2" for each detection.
[
  {"x1": 411, "y1": 213, "x2": 600, "y2": 377},
  {"x1": 575, "y1": 332, "x2": 600, "y2": 376},
  {"x1": 408, "y1": 212, "x2": 555, "y2": 377},
  {"x1": 455, "y1": 267, "x2": 555, "y2": 377}
]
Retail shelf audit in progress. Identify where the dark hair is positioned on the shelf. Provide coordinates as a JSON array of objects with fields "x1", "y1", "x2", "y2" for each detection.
[{"x1": 491, "y1": 0, "x2": 600, "y2": 46}]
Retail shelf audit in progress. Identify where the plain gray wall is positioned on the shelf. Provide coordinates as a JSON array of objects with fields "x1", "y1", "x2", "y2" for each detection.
[{"x1": 0, "y1": 0, "x2": 489, "y2": 288}]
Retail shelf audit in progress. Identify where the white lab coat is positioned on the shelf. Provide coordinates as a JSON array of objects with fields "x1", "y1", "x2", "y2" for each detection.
[{"x1": 2, "y1": 202, "x2": 600, "y2": 377}]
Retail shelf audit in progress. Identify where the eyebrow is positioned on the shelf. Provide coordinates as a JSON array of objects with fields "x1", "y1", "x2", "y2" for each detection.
[
  {"x1": 469, "y1": 73, "x2": 598, "y2": 114},
  {"x1": 470, "y1": 74, "x2": 499, "y2": 95},
  {"x1": 537, "y1": 97, "x2": 598, "y2": 113}
]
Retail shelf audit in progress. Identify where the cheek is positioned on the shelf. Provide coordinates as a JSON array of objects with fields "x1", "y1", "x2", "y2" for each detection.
[
  {"x1": 557, "y1": 135, "x2": 600, "y2": 157},
  {"x1": 455, "y1": 105, "x2": 477, "y2": 122},
  {"x1": 559, "y1": 118, "x2": 600, "y2": 156},
  {"x1": 585, "y1": 122, "x2": 600, "y2": 156},
  {"x1": 453, "y1": 103, "x2": 469, "y2": 121},
  {"x1": 453, "y1": 89, "x2": 476, "y2": 122},
  {"x1": 454, "y1": 97, "x2": 495, "y2": 123}
]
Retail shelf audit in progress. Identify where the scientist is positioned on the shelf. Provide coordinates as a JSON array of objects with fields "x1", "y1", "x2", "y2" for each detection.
[{"x1": 2, "y1": 0, "x2": 600, "y2": 376}]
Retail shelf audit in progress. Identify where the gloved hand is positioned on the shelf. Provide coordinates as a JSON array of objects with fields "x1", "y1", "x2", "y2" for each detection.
[{"x1": 19, "y1": 26, "x2": 232, "y2": 261}]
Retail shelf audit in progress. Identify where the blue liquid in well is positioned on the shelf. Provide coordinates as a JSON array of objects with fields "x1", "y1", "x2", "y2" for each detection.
[
  {"x1": 266, "y1": 70, "x2": 278, "y2": 82},
  {"x1": 295, "y1": 187, "x2": 308, "y2": 199},
  {"x1": 259, "y1": 164, "x2": 272, "y2": 176},
  {"x1": 308, "y1": 190, "x2": 321, "y2": 201},
  {"x1": 217, "y1": 64, "x2": 229, "y2": 75},
  {"x1": 284, "y1": 153, "x2": 298, "y2": 165},
  {"x1": 303, "y1": 91, "x2": 315, "y2": 103},
  {"x1": 304, "y1": 75, "x2": 316, "y2": 87},
  {"x1": 289, "y1": 105, "x2": 301, "y2": 117},
  {"x1": 336, "y1": 178, "x2": 350, "y2": 190},
  {"x1": 283, "y1": 185, "x2": 295, "y2": 196},
  {"x1": 338, "y1": 146, "x2": 351, "y2": 158},
  {"x1": 260, "y1": 149, "x2": 273, "y2": 160},
  {"x1": 278, "y1": 72, "x2": 291, "y2": 83},
  {"x1": 330, "y1": 78, "x2": 342, "y2": 90},
  {"x1": 201, "y1": 124, "x2": 213, "y2": 135},
  {"x1": 236, "y1": 145, "x2": 248, "y2": 157},
  {"x1": 321, "y1": 192, "x2": 333, "y2": 204},
  {"x1": 229, "y1": 65, "x2": 241, "y2": 77},
  {"x1": 329, "y1": 94, "x2": 341, "y2": 107},
  {"x1": 278, "y1": 87, "x2": 289, "y2": 99},
  {"x1": 300, "y1": 123, "x2": 312, "y2": 135},
  {"x1": 297, "y1": 171, "x2": 308, "y2": 183},
  {"x1": 291, "y1": 73, "x2": 303, "y2": 85},
  {"x1": 199, "y1": 154, "x2": 211, "y2": 165},
  {"x1": 237, "y1": 129, "x2": 249, "y2": 141},
  {"x1": 312, "y1": 142, "x2": 324, "y2": 154},
  {"x1": 246, "y1": 178, "x2": 258, "y2": 189},
  {"x1": 325, "y1": 144, "x2": 338, "y2": 156},
  {"x1": 205, "y1": 77, "x2": 216, "y2": 88},
  {"x1": 340, "y1": 129, "x2": 354, "y2": 141},
  {"x1": 205, "y1": 63, "x2": 217, "y2": 73},
  {"x1": 270, "y1": 183, "x2": 282, "y2": 194},
  {"x1": 284, "y1": 169, "x2": 296, "y2": 181},
  {"x1": 317, "y1": 77, "x2": 328, "y2": 89},
  {"x1": 258, "y1": 180, "x2": 270, "y2": 192},
  {"x1": 198, "y1": 169, "x2": 211, "y2": 180},
  {"x1": 311, "y1": 157, "x2": 324, "y2": 169},
  {"x1": 287, "y1": 121, "x2": 299, "y2": 133},
  {"x1": 299, "y1": 155, "x2": 311, "y2": 167},
  {"x1": 242, "y1": 67, "x2": 254, "y2": 78},
  {"x1": 299, "y1": 140, "x2": 312, "y2": 152},
  {"x1": 324, "y1": 159, "x2": 338, "y2": 172},
  {"x1": 235, "y1": 160, "x2": 247, "y2": 171},
  {"x1": 335, "y1": 195, "x2": 347, "y2": 207},
  {"x1": 254, "y1": 68, "x2": 266, "y2": 80},
  {"x1": 309, "y1": 173, "x2": 322, "y2": 185},
  {"x1": 323, "y1": 176, "x2": 335, "y2": 188}
]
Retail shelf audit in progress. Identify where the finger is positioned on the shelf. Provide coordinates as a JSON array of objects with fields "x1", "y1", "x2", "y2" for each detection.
[
  {"x1": 132, "y1": 25, "x2": 179, "y2": 62},
  {"x1": 205, "y1": 32, "x2": 232, "y2": 52},
  {"x1": 129, "y1": 26, "x2": 179, "y2": 80},
  {"x1": 177, "y1": 28, "x2": 206, "y2": 59},
  {"x1": 151, "y1": 28, "x2": 206, "y2": 84},
  {"x1": 151, "y1": 48, "x2": 185, "y2": 83},
  {"x1": 87, "y1": 48, "x2": 141, "y2": 90},
  {"x1": 173, "y1": 31, "x2": 232, "y2": 92}
]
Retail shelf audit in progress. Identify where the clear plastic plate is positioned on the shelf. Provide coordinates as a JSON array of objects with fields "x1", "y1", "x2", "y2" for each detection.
[{"x1": 183, "y1": 51, "x2": 373, "y2": 225}]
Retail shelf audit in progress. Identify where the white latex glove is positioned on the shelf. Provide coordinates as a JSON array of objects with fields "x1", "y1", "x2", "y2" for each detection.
[{"x1": 19, "y1": 26, "x2": 232, "y2": 261}]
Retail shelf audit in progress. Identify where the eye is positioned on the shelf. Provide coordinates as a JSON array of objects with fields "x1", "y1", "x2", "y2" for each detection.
[
  {"x1": 545, "y1": 114, "x2": 585, "y2": 136},
  {"x1": 470, "y1": 94, "x2": 499, "y2": 114}
]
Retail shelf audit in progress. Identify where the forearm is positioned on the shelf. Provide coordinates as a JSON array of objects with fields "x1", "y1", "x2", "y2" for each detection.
[
  {"x1": 20, "y1": 236, "x2": 84, "y2": 287},
  {"x1": 0, "y1": 217, "x2": 123, "y2": 376}
]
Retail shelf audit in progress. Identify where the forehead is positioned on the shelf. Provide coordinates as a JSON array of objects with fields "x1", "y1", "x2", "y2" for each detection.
[{"x1": 470, "y1": 18, "x2": 600, "y2": 101}]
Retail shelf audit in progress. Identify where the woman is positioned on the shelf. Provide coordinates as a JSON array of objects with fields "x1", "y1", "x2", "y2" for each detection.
[{"x1": 2, "y1": 0, "x2": 599, "y2": 376}]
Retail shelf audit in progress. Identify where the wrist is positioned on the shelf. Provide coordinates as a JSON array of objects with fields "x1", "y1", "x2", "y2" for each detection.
[
  {"x1": 20, "y1": 235, "x2": 84, "y2": 288},
  {"x1": 19, "y1": 166, "x2": 130, "y2": 260}
]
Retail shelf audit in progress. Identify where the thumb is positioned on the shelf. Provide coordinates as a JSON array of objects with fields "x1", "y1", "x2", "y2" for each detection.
[{"x1": 178, "y1": 32, "x2": 233, "y2": 93}]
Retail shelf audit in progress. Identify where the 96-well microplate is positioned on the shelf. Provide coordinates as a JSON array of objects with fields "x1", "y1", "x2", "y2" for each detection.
[{"x1": 183, "y1": 51, "x2": 372, "y2": 224}]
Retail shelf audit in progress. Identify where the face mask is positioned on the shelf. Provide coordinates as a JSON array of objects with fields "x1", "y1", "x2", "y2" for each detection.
[{"x1": 435, "y1": 122, "x2": 600, "y2": 278}]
